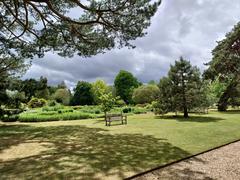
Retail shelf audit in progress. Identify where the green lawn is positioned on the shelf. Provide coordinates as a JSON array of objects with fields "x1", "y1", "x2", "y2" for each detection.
[{"x1": 0, "y1": 111, "x2": 240, "y2": 179}]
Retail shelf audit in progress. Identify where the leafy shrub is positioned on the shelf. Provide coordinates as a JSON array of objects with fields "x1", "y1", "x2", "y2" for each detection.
[
  {"x1": 57, "y1": 109, "x2": 74, "y2": 114},
  {"x1": 78, "y1": 105, "x2": 102, "y2": 114},
  {"x1": 135, "y1": 104, "x2": 146, "y2": 108},
  {"x1": 72, "y1": 106, "x2": 84, "y2": 110},
  {"x1": 53, "y1": 89, "x2": 71, "y2": 105},
  {"x1": 19, "y1": 112, "x2": 94, "y2": 122},
  {"x1": 28, "y1": 98, "x2": 47, "y2": 108},
  {"x1": 145, "y1": 103, "x2": 154, "y2": 111},
  {"x1": 132, "y1": 85, "x2": 160, "y2": 104},
  {"x1": 48, "y1": 100, "x2": 58, "y2": 107},
  {"x1": 133, "y1": 107, "x2": 147, "y2": 114},
  {"x1": 42, "y1": 105, "x2": 64, "y2": 112},
  {"x1": 115, "y1": 99, "x2": 126, "y2": 107},
  {"x1": 94, "y1": 110, "x2": 101, "y2": 114},
  {"x1": 0, "y1": 108, "x2": 23, "y2": 122},
  {"x1": 40, "y1": 111, "x2": 58, "y2": 116},
  {"x1": 1, "y1": 115, "x2": 19, "y2": 122},
  {"x1": 122, "y1": 107, "x2": 132, "y2": 113}
]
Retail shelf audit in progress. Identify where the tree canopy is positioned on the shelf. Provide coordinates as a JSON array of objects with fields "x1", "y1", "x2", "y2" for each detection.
[
  {"x1": 53, "y1": 88, "x2": 71, "y2": 105},
  {"x1": 204, "y1": 22, "x2": 240, "y2": 111},
  {"x1": 91, "y1": 79, "x2": 108, "y2": 105},
  {"x1": 71, "y1": 81, "x2": 94, "y2": 105},
  {"x1": 1, "y1": 0, "x2": 161, "y2": 58},
  {"x1": 156, "y1": 57, "x2": 203, "y2": 118},
  {"x1": 114, "y1": 70, "x2": 140, "y2": 104},
  {"x1": 132, "y1": 84, "x2": 159, "y2": 104}
]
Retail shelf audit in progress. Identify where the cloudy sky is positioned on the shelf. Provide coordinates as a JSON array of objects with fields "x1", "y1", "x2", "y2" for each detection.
[{"x1": 23, "y1": 0, "x2": 240, "y2": 88}]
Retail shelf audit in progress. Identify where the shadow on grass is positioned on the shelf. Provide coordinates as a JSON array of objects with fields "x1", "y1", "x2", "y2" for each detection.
[
  {"x1": 155, "y1": 115, "x2": 225, "y2": 123},
  {"x1": 0, "y1": 124, "x2": 191, "y2": 179}
]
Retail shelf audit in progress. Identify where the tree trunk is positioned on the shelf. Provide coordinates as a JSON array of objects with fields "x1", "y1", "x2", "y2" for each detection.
[
  {"x1": 104, "y1": 111, "x2": 107, "y2": 126},
  {"x1": 183, "y1": 106, "x2": 188, "y2": 118},
  {"x1": 217, "y1": 99, "x2": 228, "y2": 111}
]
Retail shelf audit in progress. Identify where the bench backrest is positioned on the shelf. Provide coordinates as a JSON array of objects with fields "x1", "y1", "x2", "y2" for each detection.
[
  {"x1": 106, "y1": 113, "x2": 122, "y2": 117},
  {"x1": 106, "y1": 114, "x2": 123, "y2": 120}
]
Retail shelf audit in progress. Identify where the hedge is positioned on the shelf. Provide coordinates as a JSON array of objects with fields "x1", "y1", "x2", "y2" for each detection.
[{"x1": 19, "y1": 112, "x2": 95, "y2": 122}]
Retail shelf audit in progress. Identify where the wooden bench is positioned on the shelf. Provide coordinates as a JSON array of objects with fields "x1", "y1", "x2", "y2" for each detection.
[{"x1": 105, "y1": 113, "x2": 127, "y2": 126}]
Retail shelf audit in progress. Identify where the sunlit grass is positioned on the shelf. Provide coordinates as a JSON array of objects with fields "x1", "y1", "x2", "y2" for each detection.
[{"x1": 0, "y1": 111, "x2": 239, "y2": 179}]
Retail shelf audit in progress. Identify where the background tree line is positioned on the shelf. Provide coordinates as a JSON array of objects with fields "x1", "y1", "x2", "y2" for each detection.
[{"x1": 1, "y1": 20, "x2": 239, "y2": 118}]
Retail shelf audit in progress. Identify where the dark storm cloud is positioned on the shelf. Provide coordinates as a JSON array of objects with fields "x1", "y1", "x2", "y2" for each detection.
[{"x1": 23, "y1": 0, "x2": 240, "y2": 88}]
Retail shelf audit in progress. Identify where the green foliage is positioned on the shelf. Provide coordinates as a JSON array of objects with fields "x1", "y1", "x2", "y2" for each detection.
[
  {"x1": 0, "y1": 56, "x2": 28, "y2": 107},
  {"x1": 48, "y1": 100, "x2": 58, "y2": 107},
  {"x1": 0, "y1": 108, "x2": 23, "y2": 122},
  {"x1": 132, "y1": 107, "x2": 147, "y2": 114},
  {"x1": 148, "y1": 80, "x2": 157, "y2": 85},
  {"x1": 53, "y1": 88, "x2": 71, "y2": 105},
  {"x1": 19, "y1": 112, "x2": 94, "y2": 122},
  {"x1": 204, "y1": 22, "x2": 240, "y2": 111},
  {"x1": 132, "y1": 85, "x2": 160, "y2": 104},
  {"x1": 12, "y1": 103, "x2": 148, "y2": 122},
  {"x1": 122, "y1": 107, "x2": 132, "y2": 113},
  {"x1": 114, "y1": 70, "x2": 140, "y2": 104},
  {"x1": 91, "y1": 80, "x2": 108, "y2": 104},
  {"x1": 28, "y1": 98, "x2": 47, "y2": 108},
  {"x1": 1, "y1": 1, "x2": 160, "y2": 58},
  {"x1": 155, "y1": 77, "x2": 175, "y2": 115},
  {"x1": 35, "y1": 89, "x2": 50, "y2": 100},
  {"x1": 42, "y1": 104, "x2": 64, "y2": 112},
  {"x1": 99, "y1": 93, "x2": 116, "y2": 114},
  {"x1": 155, "y1": 58, "x2": 203, "y2": 118},
  {"x1": 19, "y1": 77, "x2": 50, "y2": 101},
  {"x1": 115, "y1": 99, "x2": 126, "y2": 107},
  {"x1": 1, "y1": 115, "x2": 19, "y2": 122},
  {"x1": 71, "y1": 81, "x2": 94, "y2": 106},
  {"x1": 6, "y1": 90, "x2": 26, "y2": 108},
  {"x1": 57, "y1": 81, "x2": 67, "y2": 89}
]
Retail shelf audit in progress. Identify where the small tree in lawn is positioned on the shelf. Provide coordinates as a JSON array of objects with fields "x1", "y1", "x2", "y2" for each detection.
[
  {"x1": 91, "y1": 80, "x2": 108, "y2": 105},
  {"x1": 99, "y1": 93, "x2": 116, "y2": 120}
]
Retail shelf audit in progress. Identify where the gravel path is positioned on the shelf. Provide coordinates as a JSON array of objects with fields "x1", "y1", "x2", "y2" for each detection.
[{"x1": 133, "y1": 141, "x2": 240, "y2": 180}]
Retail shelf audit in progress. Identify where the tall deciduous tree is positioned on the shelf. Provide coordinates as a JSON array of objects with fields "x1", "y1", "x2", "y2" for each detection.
[
  {"x1": 1, "y1": 0, "x2": 161, "y2": 58},
  {"x1": 114, "y1": 70, "x2": 140, "y2": 104},
  {"x1": 204, "y1": 22, "x2": 240, "y2": 111},
  {"x1": 71, "y1": 81, "x2": 94, "y2": 105}
]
